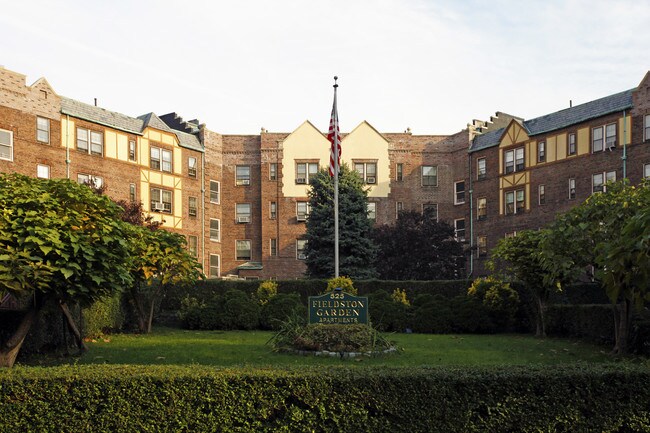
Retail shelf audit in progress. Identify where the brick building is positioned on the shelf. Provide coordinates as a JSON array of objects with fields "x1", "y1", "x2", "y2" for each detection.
[{"x1": 2, "y1": 66, "x2": 649, "y2": 280}]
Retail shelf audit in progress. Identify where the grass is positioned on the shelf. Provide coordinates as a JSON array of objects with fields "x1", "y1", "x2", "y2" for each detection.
[{"x1": 26, "y1": 326, "x2": 618, "y2": 368}]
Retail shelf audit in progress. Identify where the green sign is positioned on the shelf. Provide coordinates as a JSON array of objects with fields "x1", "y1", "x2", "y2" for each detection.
[{"x1": 308, "y1": 290, "x2": 368, "y2": 325}]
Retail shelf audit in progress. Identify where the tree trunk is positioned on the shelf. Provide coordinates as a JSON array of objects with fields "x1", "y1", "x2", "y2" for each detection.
[
  {"x1": 129, "y1": 283, "x2": 149, "y2": 333},
  {"x1": 534, "y1": 295, "x2": 547, "y2": 337},
  {"x1": 145, "y1": 285, "x2": 163, "y2": 334},
  {"x1": 0, "y1": 306, "x2": 39, "y2": 368},
  {"x1": 613, "y1": 299, "x2": 632, "y2": 355},
  {"x1": 611, "y1": 303, "x2": 621, "y2": 354},
  {"x1": 59, "y1": 302, "x2": 87, "y2": 352}
]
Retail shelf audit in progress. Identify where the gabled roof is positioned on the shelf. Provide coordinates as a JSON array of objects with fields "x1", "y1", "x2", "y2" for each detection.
[{"x1": 469, "y1": 127, "x2": 506, "y2": 153}]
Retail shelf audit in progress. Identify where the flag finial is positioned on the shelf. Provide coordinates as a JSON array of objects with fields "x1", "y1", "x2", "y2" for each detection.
[{"x1": 333, "y1": 76, "x2": 338, "y2": 88}]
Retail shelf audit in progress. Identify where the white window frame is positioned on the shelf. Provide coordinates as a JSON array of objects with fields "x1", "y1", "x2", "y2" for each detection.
[
  {"x1": 454, "y1": 180, "x2": 465, "y2": 205},
  {"x1": 423, "y1": 203, "x2": 438, "y2": 221},
  {"x1": 568, "y1": 133, "x2": 576, "y2": 155},
  {"x1": 188, "y1": 196, "x2": 197, "y2": 217},
  {"x1": 296, "y1": 201, "x2": 310, "y2": 221},
  {"x1": 644, "y1": 163, "x2": 650, "y2": 179},
  {"x1": 210, "y1": 218, "x2": 220, "y2": 242},
  {"x1": 592, "y1": 123, "x2": 617, "y2": 152},
  {"x1": 236, "y1": 165, "x2": 251, "y2": 185},
  {"x1": 421, "y1": 165, "x2": 438, "y2": 186},
  {"x1": 454, "y1": 219, "x2": 465, "y2": 242},
  {"x1": 76, "y1": 128, "x2": 102, "y2": 155},
  {"x1": 569, "y1": 178, "x2": 576, "y2": 200},
  {"x1": 236, "y1": 203, "x2": 251, "y2": 223},
  {"x1": 296, "y1": 162, "x2": 318, "y2": 184},
  {"x1": 37, "y1": 164, "x2": 50, "y2": 179},
  {"x1": 150, "y1": 187, "x2": 172, "y2": 213},
  {"x1": 477, "y1": 158, "x2": 486, "y2": 180},
  {"x1": 296, "y1": 239, "x2": 308, "y2": 260},
  {"x1": 537, "y1": 141, "x2": 546, "y2": 163},
  {"x1": 645, "y1": 115, "x2": 650, "y2": 142},
  {"x1": 505, "y1": 189, "x2": 525, "y2": 215},
  {"x1": 477, "y1": 197, "x2": 487, "y2": 220},
  {"x1": 0, "y1": 129, "x2": 13, "y2": 161},
  {"x1": 367, "y1": 202, "x2": 376, "y2": 221},
  {"x1": 504, "y1": 147, "x2": 524, "y2": 174},
  {"x1": 236, "y1": 240, "x2": 252, "y2": 261},
  {"x1": 354, "y1": 161, "x2": 377, "y2": 184},
  {"x1": 270, "y1": 201, "x2": 277, "y2": 219},
  {"x1": 538, "y1": 184, "x2": 546, "y2": 205},
  {"x1": 209, "y1": 254, "x2": 220, "y2": 278},
  {"x1": 77, "y1": 173, "x2": 103, "y2": 189},
  {"x1": 210, "y1": 180, "x2": 220, "y2": 204},
  {"x1": 188, "y1": 157, "x2": 197, "y2": 178},
  {"x1": 270, "y1": 163, "x2": 277, "y2": 181},
  {"x1": 592, "y1": 171, "x2": 616, "y2": 193},
  {"x1": 36, "y1": 117, "x2": 50, "y2": 144},
  {"x1": 150, "y1": 146, "x2": 171, "y2": 172},
  {"x1": 129, "y1": 140, "x2": 137, "y2": 161}
]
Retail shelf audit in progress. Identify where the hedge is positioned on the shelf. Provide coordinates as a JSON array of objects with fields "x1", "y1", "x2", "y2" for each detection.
[{"x1": 1, "y1": 365, "x2": 649, "y2": 432}]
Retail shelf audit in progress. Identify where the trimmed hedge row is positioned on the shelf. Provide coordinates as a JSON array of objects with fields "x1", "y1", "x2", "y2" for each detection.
[{"x1": 1, "y1": 365, "x2": 649, "y2": 432}]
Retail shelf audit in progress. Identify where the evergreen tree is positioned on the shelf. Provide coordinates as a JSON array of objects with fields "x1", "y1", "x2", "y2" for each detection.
[{"x1": 304, "y1": 165, "x2": 377, "y2": 279}]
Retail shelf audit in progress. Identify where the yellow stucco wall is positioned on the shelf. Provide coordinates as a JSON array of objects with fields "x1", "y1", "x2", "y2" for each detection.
[
  {"x1": 281, "y1": 121, "x2": 331, "y2": 198},
  {"x1": 340, "y1": 122, "x2": 391, "y2": 198}
]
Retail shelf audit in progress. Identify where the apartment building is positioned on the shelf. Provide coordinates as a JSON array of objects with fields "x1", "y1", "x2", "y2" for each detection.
[{"x1": 2, "y1": 66, "x2": 649, "y2": 280}]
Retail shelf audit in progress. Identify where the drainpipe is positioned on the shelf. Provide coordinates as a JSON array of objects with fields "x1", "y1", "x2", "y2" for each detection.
[
  {"x1": 468, "y1": 151, "x2": 474, "y2": 278},
  {"x1": 65, "y1": 114, "x2": 70, "y2": 178},
  {"x1": 200, "y1": 129, "x2": 206, "y2": 273},
  {"x1": 622, "y1": 110, "x2": 627, "y2": 179}
]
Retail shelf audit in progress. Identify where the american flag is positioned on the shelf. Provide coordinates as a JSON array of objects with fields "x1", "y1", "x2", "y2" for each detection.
[{"x1": 328, "y1": 80, "x2": 341, "y2": 177}]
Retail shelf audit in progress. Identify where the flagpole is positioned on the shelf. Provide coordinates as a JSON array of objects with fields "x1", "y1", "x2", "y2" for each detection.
[{"x1": 333, "y1": 77, "x2": 340, "y2": 278}]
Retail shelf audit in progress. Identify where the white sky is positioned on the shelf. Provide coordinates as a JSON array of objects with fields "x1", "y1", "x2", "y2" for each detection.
[{"x1": 1, "y1": 0, "x2": 649, "y2": 135}]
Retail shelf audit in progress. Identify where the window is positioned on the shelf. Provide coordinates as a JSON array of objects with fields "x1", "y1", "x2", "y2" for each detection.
[
  {"x1": 645, "y1": 115, "x2": 650, "y2": 141},
  {"x1": 592, "y1": 124, "x2": 616, "y2": 152},
  {"x1": 477, "y1": 236, "x2": 487, "y2": 257},
  {"x1": 569, "y1": 178, "x2": 576, "y2": 200},
  {"x1": 396, "y1": 163, "x2": 403, "y2": 181},
  {"x1": 209, "y1": 254, "x2": 220, "y2": 278},
  {"x1": 592, "y1": 171, "x2": 616, "y2": 193},
  {"x1": 354, "y1": 162, "x2": 377, "y2": 184},
  {"x1": 396, "y1": 201, "x2": 403, "y2": 219},
  {"x1": 77, "y1": 173, "x2": 103, "y2": 188},
  {"x1": 129, "y1": 183, "x2": 136, "y2": 202},
  {"x1": 210, "y1": 219, "x2": 220, "y2": 241},
  {"x1": 270, "y1": 239, "x2": 277, "y2": 256},
  {"x1": 150, "y1": 146, "x2": 172, "y2": 172},
  {"x1": 477, "y1": 158, "x2": 486, "y2": 180},
  {"x1": 76, "y1": 128, "x2": 103, "y2": 155},
  {"x1": 189, "y1": 196, "x2": 197, "y2": 217},
  {"x1": 644, "y1": 163, "x2": 650, "y2": 179},
  {"x1": 296, "y1": 201, "x2": 310, "y2": 221},
  {"x1": 367, "y1": 202, "x2": 376, "y2": 220},
  {"x1": 423, "y1": 203, "x2": 438, "y2": 221},
  {"x1": 538, "y1": 185, "x2": 546, "y2": 205},
  {"x1": 504, "y1": 147, "x2": 524, "y2": 173},
  {"x1": 150, "y1": 187, "x2": 172, "y2": 213},
  {"x1": 270, "y1": 201, "x2": 277, "y2": 219},
  {"x1": 270, "y1": 163, "x2": 277, "y2": 180},
  {"x1": 568, "y1": 133, "x2": 576, "y2": 156},
  {"x1": 236, "y1": 203, "x2": 251, "y2": 223},
  {"x1": 236, "y1": 165, "x2": 250, "y2": 185},
  {"x1": 188, "y1": 157, "x2": 197, "y2": 178},
  {"x1": 454, "y1": 219, "x2": 465, "y2": 242},
  {"x1": 296, "y1": 240, "x2": 308, "y2": 260},
  {"x1": 236, "y1": 240, "x2": 251, "y2": 261},
  {"x1": 129, "y1": 140, "x2": 136, "y2": 161},
  {"x1": 454, "y1": 181, "x2": 465, "y2": 204},
  {"x1": 477, "y1": 197, "x2": 487, "y2": 220},
  {"x1": 37, "y1": 164, "x2": 50, "y2": 179},
  {"x1": 537, "y1": 141, "x2": 546, "y2": 163},
  {"x1": 188, "y1": 236, "x2": 198, "y2": 257},
  {"x1": 505, "y1": 232, "x2": 517, "y2": 238},
  {"x1": 296, "y1": 162, "x2": 318, "y2": 184},
  {"x1": 0, "y1": 129, "x2": 12, "y2": 161},
  {"x1": 209, "y1": 180, "x2": 220, "y2": 204},
  {"x1": 421, "y1": 165, "x2": 438, "y2": 186},
  {"x1": 36, "y1": 117, "x2": 50, "y2": 143},
  {"x1": 505, "y1": 189, "x2": 525, "y2": 215}
]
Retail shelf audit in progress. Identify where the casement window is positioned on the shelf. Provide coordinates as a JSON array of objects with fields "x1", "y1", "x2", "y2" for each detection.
[
  {"x1": 454, "y1": 219, "x2": 465, "y2": 242},
  {"x1": 36, "y1": 117, "x2": 50, "y2": 143},
  {"x1": 504, "y1": 147, "x2": 524, "y2": 173},
  {"x1": 423, "y1": 203, "x2": 438, "y2": 221},
  {"x1": 505, "y1": 232, "x2": 517, "y2": 238},
  {"x1": 592, "y1": 123, "x2": 616, "y2": 152},
  {"x1": 210, "y1": 218, "x2": 220, "y2": 241},
  {"x1": 188, "y1": 157, "x2": 197, "y2": 178},
  {"x1": 396, "y1": 163, "x2": 403, "y2": 181},
  {"x1": 354, "y1": 161, "x2": 377, "y2": 184},
  {"x1": 236, "y1": 203, "x2": 251, "y2": 223},
  {"x1": 296, "y1": 201, "x2": 310, "y2": 221},
  {"x1": 396, "y1": 201, "x2": 403, "y2": 219},
  {"x1": 592, "y1": 171, "x2": 616, "y2": 193},
  {"x1": 367, "y1": 202, "x2": 376, "y2": 220},
  {"x1": 77, "y1": 128, "x2": 103, "y2": 155},
  {"x1": 645, "y1": 115, "x2": 650, "y2": 141},
  {"x1": 296, "y1": 239, "x2": 308, "y2": 260},
  {"x1": 296, "y1": 162, "x2": 318, "y2": 184},
  {"x1": 421, "y1": 165, "x2": 438, "y2": 186},
  {"x1": 477, "y1": 158, "x2": 487, "y2": 180},
  {"x1": 209, "y1": 180, "x2": 220, "y2": 204},
  {"x1": 538, "y1": 185, "x2": 546, "y2": 205},
  {"x1": 188, "y1": 236, "x2": 198, "y2": 257},
  {"x1": 77, "y1": 173, "x2": 103, "y2": 188},
  {"x1": 0, "y1": 129, "x2": 13, "y2": 161},
  {"x1": 150, "y1": 187, "x2": 172, "y2": 213},
  {"x1": 537, "y1": 141, "x2": 546, "y2": 163},
  {"x1": 569, "y1": 178, "x2": 576, "y2": 200},
  {"x1": 505, "y1": 189, "x2": 525, "y2": 215},
  {"x1": 129, "y1": 183, "x2": 136, "y2": 202},
  {"x1": 150, "y1": 146, "x2": 172, "y2": 172},
  {"x1": 37, "y1": 164, "x2": 50, "y2": 179},
  {"x1": 269, "y1": 163, "x2": 277, "y2": 181},
  {"x1": 477, "y1": 197, "x2": 487, "y2": 220},
  {"x1": 270, "y1": 201, "x2": 277, "y2": 219},
  {"x1": 644, "y1": 163, "x2": 650, "y2": 179},
  {"x1": 129, "y1": 140, "x2": 136, "y2": 161},
  {"x1": 477, "y1": 236, "x2": 487, "y2": 257},
  {"x1": 270, "y1": 238, "x2": 277, "y2": 256},
  {"x1": 209, "y1": 254, "x2": 220, "y2": 278},
  {"x1": 236, "y1": 165, "x2": 251, "y2": 185},
  {"x1": 189, "y1": 196, "x2": 197, "y2": 217},
  {"x1": 454, "y1": 181, "x2": 465, "y2": 204},
  {"x1": 236, "y1": 240, "x2": 252, "y2": 261},
  {"x1": 568, "y1": 133, "x2": 576, "y2": 156}
]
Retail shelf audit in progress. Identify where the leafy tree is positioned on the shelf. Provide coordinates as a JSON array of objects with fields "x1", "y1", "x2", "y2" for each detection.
[
  {"x1": 372, "y1": 209, "x2": 465, "y2": 280},
  {"x1": 304, "y1": 165, "x2": 377, "y2": 279},
  {"x1": 0, "y1": 174, "x2": 132, "y2": 367}
]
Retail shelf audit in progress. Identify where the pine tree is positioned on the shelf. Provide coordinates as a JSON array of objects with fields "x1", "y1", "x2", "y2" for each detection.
[{"x1": 304, "y1": 164, "x2": 377, "y2": 279}]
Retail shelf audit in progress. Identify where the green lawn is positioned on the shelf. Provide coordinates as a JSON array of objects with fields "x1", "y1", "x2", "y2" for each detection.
[{"x1": 30, "y1": 327, "x2": 617, "y2": 368}]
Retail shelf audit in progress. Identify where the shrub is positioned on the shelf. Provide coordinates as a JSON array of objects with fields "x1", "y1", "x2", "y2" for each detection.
[
  {"x1": 82, "y1": 293, "x2": 124, "y2": 338},
  {"x1": 326, "y1": 276, "x2": 356, "y2": 294},
  {"x1": 391, "y1": 288, "x2": 410, "y2": 306},
  {"x1": 271, "y1": 323, "x2": 392, "y2": 353},
  {"x1": 368, "y1": 290, "x2": 411, "y2": 332},
  {"x1": 469, "y1": 277, "x2": 519, "y2": 330},
  {"x1": 260, "y1": 293, "x2": 305, "y2": 330},
  {"x1": 255, "y1": 280, "x2": 278, "y2": 305},
  {"x1": 177, "y1": 296, "x2": 205, "y2": 330},
  {"x1": 216, "y1": 290, "x2": 260, "y2": 330}
]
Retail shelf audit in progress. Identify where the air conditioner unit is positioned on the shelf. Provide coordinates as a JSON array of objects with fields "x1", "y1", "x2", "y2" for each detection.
[
  {"x1": 298, "y1": 253, "x2": 306, "y2": 260},
  {"x1": 296, "y1": 214, "x2": 307, "y2": 221},
  {"x1": 296, "y1": 178, "x2": 306, "y2": 184},
  {"x1": 237, "y1": 216, "x2": 250, "y2": 223},
  {"x1": 152, "y1": 202, "x2": 165, "y2": 212},
  {"x1": 366, "y1": 176, "x2": 376, "y2": 184},
  {"x1": 237, "y1": 179, "x2": 250, "y2": 186}
]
